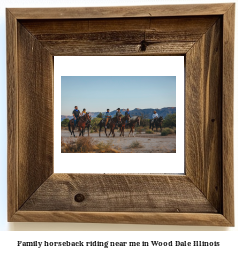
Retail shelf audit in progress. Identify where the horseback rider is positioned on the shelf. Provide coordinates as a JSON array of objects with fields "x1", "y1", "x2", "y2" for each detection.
[
  {"x1": 81, "y1": 108, "x2": 86, "y2": 116},
  {"x1": 72, "y1": 106, "x2": 80, "y2": 127},
  {"x1": 151, "y1": 110, "x2": 159, "y2": 124},
  {"x1": 125, "y1": 108, "x2": 130, "y2": 125},
  {"x1": 116, "y1": 108, "x2": 122, "y2": 127},
  {"x1": 104, "y1": 109, "x2": 111, "y2": 128}
]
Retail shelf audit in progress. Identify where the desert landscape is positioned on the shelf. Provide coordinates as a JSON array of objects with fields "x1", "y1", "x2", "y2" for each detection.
[{"x1": 61, "y1": 128, "x2": 176, "y2": 153}]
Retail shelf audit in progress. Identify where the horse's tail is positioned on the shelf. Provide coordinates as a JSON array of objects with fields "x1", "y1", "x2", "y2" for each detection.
[
  {"x1": 68, "y1": 120, "x2": 71, "y2": 132},
  {"x1": 98, "y1": 120, "x2": 102, "y2": 126}
]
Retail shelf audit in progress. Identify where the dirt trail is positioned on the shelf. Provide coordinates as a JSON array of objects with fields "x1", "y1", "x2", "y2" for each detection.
[{"x1": 62, "y1": 129, "x2": 176, "y2": 153}]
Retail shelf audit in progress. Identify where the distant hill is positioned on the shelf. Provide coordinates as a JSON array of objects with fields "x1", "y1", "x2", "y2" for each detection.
[
  {"x1": 61, "y1": 115, "x2": 74, "y2": 122},
  {"x1": 61, "y1": 107, "x2": 176, "y2": 121}
]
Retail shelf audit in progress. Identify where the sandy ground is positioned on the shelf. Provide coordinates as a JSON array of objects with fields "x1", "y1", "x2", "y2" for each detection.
[{"x1": 62, "y1": 129, "x2": 176, "y2": 153}]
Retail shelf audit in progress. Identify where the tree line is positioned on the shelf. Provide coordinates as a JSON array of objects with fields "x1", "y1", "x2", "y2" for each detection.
[{"x1": 61, "y1": 113, "x2": 176, "y2": 132}]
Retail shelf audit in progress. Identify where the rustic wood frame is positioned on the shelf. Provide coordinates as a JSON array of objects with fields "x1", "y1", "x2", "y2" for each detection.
[{"x1": 7, "y1": 4, "x2": 234, "y2": 226}]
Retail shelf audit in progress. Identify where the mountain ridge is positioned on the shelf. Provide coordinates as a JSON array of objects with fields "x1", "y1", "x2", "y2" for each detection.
[{"x1": 61, "y1": 107, "x2": 176, "y2": 121}]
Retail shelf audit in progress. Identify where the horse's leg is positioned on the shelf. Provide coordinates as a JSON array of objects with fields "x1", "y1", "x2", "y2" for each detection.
[
  {"x1": 72, "y1": 126, "x2": 75, "y2": 137},
  {"x1": 132, "y1": 128, "x2": 135, "y2": 137},
  {"x1": 128, "y1": 129, "x2": 131, "y2": 137},
  {"x1": 105, "y1": 125, "x2": 107, "y2": 137},
  {"x1": 71, "y1": 125, "x2": 73, "y2": 136}
]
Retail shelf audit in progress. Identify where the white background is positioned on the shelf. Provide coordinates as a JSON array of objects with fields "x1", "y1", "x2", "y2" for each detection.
[
  {"x1": 0, "y1": 0, "x2": 237, "y2": 252},
  {"x1": 55, "y1": 56, "x2": 184, "y2": 173}
]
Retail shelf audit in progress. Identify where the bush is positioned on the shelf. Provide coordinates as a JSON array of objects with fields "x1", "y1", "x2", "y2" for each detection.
[
  {"x1": 61, "y1": 137, "x2": 119, "y2": 153},
  {"x1": 96, "y1": 112, "x2": 105, "y2": 118},
  {"x1": 61, "y1": 137, "x2": 96, "y2": 153},
  {"x1": 91, "y1": 117, "x2": 102, "y2": 132},
  {"x1": 162, "y1": 113, "x2": 176, "y2": 128},
  {"x1": 161, "y1": 127, "x2": 174, "y2": 136},
  {"x1": 129, "y1": 140, "x2": 143, "y2": 148},
  {"x1": 96, "y1": 141, "x2": 119, "y2": 153},
  {"x1": 136, "y1": 126, "x2": 144, "y2": 134},
  {"x1": 61, "y1": 118, "x2": 70, "y2": 127},
  {"x1": 145, "y1": 129, "x2": 154, "y2": 134}
]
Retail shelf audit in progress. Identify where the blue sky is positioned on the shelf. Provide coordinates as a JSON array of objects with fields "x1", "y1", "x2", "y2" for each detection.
[{"x1": 61, "y1": 76, "x2": 176, "y2": 114}]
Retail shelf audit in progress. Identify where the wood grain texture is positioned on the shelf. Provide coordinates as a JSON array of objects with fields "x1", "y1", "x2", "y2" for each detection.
[
  {"x1": 6, "y1": 5, "x2": 234, "y2": 225},
  {"x1": 20, "y1": 16, "x2": 218, "y2": 34},
  {"x1": 7, "y1": 9, "x2": 18, "y2": 221},
  {"x1": 18, "y1": 23, "x2": 54, "y2": 208},
  {"x1": 20, "y1": 174, "x2": 217, "y2": 213},
  {"x1": 19, "y1": 17, "x2": 218, "y2": 56},
  {"x1": 222, "y1": 4, "x2": 235, "y2": 226},
  {"x1": 185, "y1": 18, "x2": 222, "y2": 212},
  {"x1": 8, "y1": 4, "x2": 233, "y2": 19},
  {"x1": 11, "y1": 211, "x2": 231, "y2": 226}
]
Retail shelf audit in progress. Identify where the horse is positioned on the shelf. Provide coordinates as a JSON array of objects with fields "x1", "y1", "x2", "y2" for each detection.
[
  {"x1": 119, "y1": 114, "x2": 130, "y2": 137},
  {"x1": 68, "y1": 117, "x2": 77, "y2": 137},
  {"x1": 77, "y1": 113, "x2": 90, "y2": 136},
  {"x1": 107, "y1": 115, "x2": 121, "y2": 137},
  {"x1": 85, "y1": 115, "x2": 91, "y2": 136},
  {"x1": 150, "y1": 116, "x2": 163, "y2": 132},
  {"x1": 127, "y1": 116, "x2": 140, "y2": 137},
  {"x1": 98, "y1": 116, "x2": 111, "y2": 137}
]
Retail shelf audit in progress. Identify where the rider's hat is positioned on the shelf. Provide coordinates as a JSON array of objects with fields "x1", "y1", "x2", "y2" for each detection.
[
  {"x1": 83, "y1": 108, "x2": 86, "y2": 110},
  {"x1": 107, "y1": 109, "x2": 109, "y2": 110},
  {"x1": 117, "y1": 108, "x2": 120, "y2": 110}
]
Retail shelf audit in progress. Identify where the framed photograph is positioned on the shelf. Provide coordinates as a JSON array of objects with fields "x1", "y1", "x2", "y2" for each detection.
[
  {"x1": 7, "y1": 3, "x2": 234, "y2": 225},
  {"x1": 56, "y1": 56, "x2": 184, "y2": 174}
]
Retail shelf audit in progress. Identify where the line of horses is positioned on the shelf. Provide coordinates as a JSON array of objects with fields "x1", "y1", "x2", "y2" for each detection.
[{"x1": 68, "y1": 113, "x2": 163, "y2": 137}]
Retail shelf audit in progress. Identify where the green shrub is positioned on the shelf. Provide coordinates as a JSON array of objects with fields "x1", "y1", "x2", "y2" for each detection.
[
  {"x1": 61, "y1": 118, "x2": 70, "y2": 127},
  {"x1": 161, "y1": 127, "x2": 174, "y2": 136},
  {"x1": 145, "y1": 129, "x2": 154, "y2": 134},
  {"x1": 162, "y1": 113, "x2": 176, "y2": 128},
  {"x1": 91, "y1": 117, "x2": 102, "y2": 132}
]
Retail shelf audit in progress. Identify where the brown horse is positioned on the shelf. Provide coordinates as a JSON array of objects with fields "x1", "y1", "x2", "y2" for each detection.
[
  {"x1": 119, "y1": 114, "x2": 130, "y2": 137},
  {"x1": 127, "y1": 116, "x2": 140, "y2": 137},
  {"x1": 85, "y1": 115, "x2": 91, "y2": 136},
  {"x1": 107, "y1": 116, "x2": 121, "y2": 137},
  {"x1": 77, "y1": 113, "x2": 90, "y2": 136},
  {"x1": 68, "y1": 117, "x2": 76, "y2": 137}
]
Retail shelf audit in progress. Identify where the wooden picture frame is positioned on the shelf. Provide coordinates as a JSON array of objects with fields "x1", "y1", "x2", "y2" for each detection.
[{"x1": 7, "y1": 3, "x2": 234, "y2": 226}]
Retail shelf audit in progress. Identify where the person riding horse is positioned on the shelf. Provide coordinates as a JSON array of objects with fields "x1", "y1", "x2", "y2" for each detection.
[
  {"x1": 104, "y1": 109, "x2": 111, "y2": 128},
  {"x1": 116, "y1": 108, "x2": 122, "y2": 127},
  {"x1": 81, "y1": 108, "x2": 86, "y2": 116},
  {"x1": 125, "y1": 108, "x2": 130, "y2": 126},
  {"x1": 72, "y1": 106, "x2": 80, "y2": 127},
  {"x1": 151, "y1": 110, "x2": 159, "y2": 124}
]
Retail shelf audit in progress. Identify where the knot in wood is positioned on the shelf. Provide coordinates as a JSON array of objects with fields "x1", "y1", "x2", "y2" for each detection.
[
  {"x1": 74, "y1": 193, "x2": 85, "y2": 202},
  {"x1": 140, "y1": 40, "x2": 147, "y2": 51}
]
